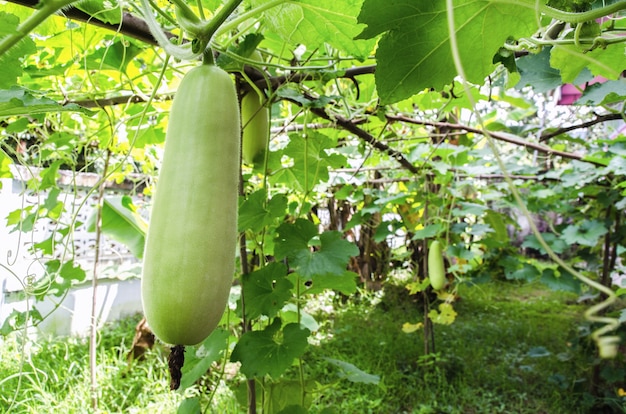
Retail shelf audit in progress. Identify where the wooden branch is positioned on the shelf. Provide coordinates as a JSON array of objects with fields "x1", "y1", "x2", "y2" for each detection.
[
  {"x1": 249, "y1": 65, "x2": 377, "y2": 92},
  {"x1": 539, "y1": 112, "x2": 625, "y2": 142},
  {"x1": 386, "y1": 114, "x2": 605, "y2": 167},
  {"x1": 5, "y1": 0, "x2": 175, "y2": 45},
  {"x1": 354, "y1": 174, "x2": 559, "y2": 184},
  {"x1": 307, "y1": 106, "x2": 419, "y2": 174},
  {"x1": 69, "y1": 66, "x2": 376, "y2": 108},
  {"x1": 72, "y1": 93, "x2": 173, "y2": 108}
]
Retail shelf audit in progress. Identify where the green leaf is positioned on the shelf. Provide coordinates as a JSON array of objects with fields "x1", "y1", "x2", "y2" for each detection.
[
  {"x1": 521, "y1": 232, "x2": 567, "y2": 254},
  {"x1": 561, "y1": 219, "x2": 608, "y2": 247},
  {"x1": 34, "y1": 259, "x2": 87, "y2": 299},
  {"x1": 302, "y1": 271, "x2": 358, "y2": 296},
  {"x1": 177, "y1": 397, "x2": 201, "y2": 414},
  {"x1": 85, "y1": 40, "x2": 145, "y2": 73},
  {"x1": 356, "y1": 0, "x2": 536, "y2": 103},
  {"x1": 254, "y1": 0, "x2": 375, "y2": 60},
  {"x1": 179, "y1": 329, "x2": 229, "y2": 391},
  {"x1": 275, "y1": 221, "x2": 359, "y2": 279},
  {"x1": 243, "y1": 262, "x2": 293, "y2": 319},
  {"x1": 1, "y1": 308, "x2": 43, "y2": 336},
  {"x1": 239, "y1": 190, "x2": 288, "y2": 233},
  {"x1": 6, "y1": 205, "x2": 35, "y2": 233},
  {"x1": 0, "y1": 13, "x2": 36, "y2": 89},
  {"x1": 33, "y1": 226, "x2": 71, "y2": 255},
  {"x1": 550, "y1": 43, "x2": 626, "y2": 84},
  {"x1": 515, "y1": 47, "x2": 563, "y2": 93},
  {"x1": 277, "y1": 405, "x2": 308, "y2": 414},
  {"x1": 261, "y1": 380, "x2": 315, "y2": 414},
  {"x1": 280, "y1": 303, "x2": 319, "y2": 332},
  {"x1": 0, "y1": 87, "x2": 92, "y2": 118},
  {"x1": 230, "y1": 320, "x2": 310, "y2": 379},
  {"x1": 38, "y1": 160, "x2": 62, "y2": 190},
  {"x1": 540, "y1": 268, "x2": 581, "y2": 293},
  {"x1": 75, "y1": 0, "x2": 123, "y2": 25},
  {"x1": 270, "y1": 132, "x2": 345, "y2": 191},
  {"x1": 577, "y1": 80, "x2": 626, "y2": 105},
  {"x1": 324, "y1": 357, "x2": 380, "y2": 384},
  {"x1": 59, "y1": 260, "x2": 86, "y2": 282},
  {"x1": 505, "y1": 263, "x2": 540, "y2": 281},
  {"x1": 482, "y1": 210, "x2": 511, "y2": 245},
  {"x1": 274, "y1": 218, "x2": 319, "y2": 261},
  {"x1": 0, "y1": 148, "x2": 12, "y2": 183},
  {"x1": 411, "y1": 224, "x2": 443, "y2": 240},
  {"x1": 86, "y1": 196, "x2": 147, "y2": 259}
]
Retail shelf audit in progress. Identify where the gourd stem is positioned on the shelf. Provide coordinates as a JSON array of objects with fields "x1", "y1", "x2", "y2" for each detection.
[
  {"x1": 203, "y1": 48, "x2": 215, "y2": 65},
  {"x1": 202, "y1": 0, "x2": 244, "y2": 41}
]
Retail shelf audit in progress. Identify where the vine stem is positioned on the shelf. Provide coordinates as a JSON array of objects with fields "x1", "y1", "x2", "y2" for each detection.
[
  {"x1": 89, "y1": 149, "x2": 111, "y2": 410},
  {"x1": 201, "y1": 0, "x2": 244, "y2": 41},
  {"x1": 214, "y1": 0, "x2": 292, "y2": 37},
  {"x1": 446, "y1": 0, "x2": 620, "y2": 353},
  {"x1": 498, "y1": 0, "x2": 626, "y2": 24},
  {"x1": 0, "y1": 0, "x2": 80, "y2": 56}
]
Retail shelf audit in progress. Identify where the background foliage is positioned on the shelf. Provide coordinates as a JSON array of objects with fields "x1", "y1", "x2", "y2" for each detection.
[{"x1": 1, "y1": 0, "x2": 626, "y2": 412}]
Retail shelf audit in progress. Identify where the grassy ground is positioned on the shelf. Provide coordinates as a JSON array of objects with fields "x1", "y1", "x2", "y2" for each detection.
[
  {"x1": 303, "y1": 281, "x2": 620, "y2": 414},
  {"x1": 1, "y1": 281, "x2": 625, "y2": 413}
]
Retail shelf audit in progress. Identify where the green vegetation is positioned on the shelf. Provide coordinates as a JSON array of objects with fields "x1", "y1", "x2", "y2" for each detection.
[
  {"x1": 2, "y1": 0, "x2": 626, "y2": 412},
  {"x1": 2, "y1": 281, "x2": 623, "y2": 413}
]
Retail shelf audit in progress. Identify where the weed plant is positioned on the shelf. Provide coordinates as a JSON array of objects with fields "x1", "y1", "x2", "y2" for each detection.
[{"x1": 1, "y1": 281, "x2": 624, "y2": 413}]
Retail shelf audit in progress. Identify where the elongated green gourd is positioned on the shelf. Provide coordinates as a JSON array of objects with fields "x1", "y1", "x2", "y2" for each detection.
[
  {"x1": 141, "y1": 63, "x2": 240, "y2": 346},
  {"x1": 241, "y1": 51, "x2": 269, "y2": 165},
  {"x1": 428, "y1": 240, "x2": 446, "y2": 290}
]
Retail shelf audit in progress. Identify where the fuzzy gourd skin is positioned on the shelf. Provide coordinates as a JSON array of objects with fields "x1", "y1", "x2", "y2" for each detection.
[
  {"x1": 241, "y1": 51, "x2": 269, "y2": 165},
  {"x1": 141, "y1": 64, "x2": 240, "y2": 346},
  {"x1": 428, "y1": 240, "x2": 446, "y2": 291}
]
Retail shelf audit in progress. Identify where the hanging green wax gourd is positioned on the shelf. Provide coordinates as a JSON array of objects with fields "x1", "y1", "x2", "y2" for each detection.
[
  {"x1": 141, "y1": 60, "x2": 240, "y2": 347},
  {"x1": 428, "y1": 240, "x2": 446, "y2": 290},
  {"x1": 241, "y1": 50, "x2": 270, "y2": 166}
]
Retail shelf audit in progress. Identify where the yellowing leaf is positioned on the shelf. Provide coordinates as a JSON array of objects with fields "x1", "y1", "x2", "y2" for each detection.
[
  {"x1": 428, "y1": 303, "x2": 457, "y2": 325},
  {"x1": 406, "y1": 279, "x2": 430, "y2": 295},
  {"x1": 402, "y1": 322, "x2": 423, "y2": 333}
]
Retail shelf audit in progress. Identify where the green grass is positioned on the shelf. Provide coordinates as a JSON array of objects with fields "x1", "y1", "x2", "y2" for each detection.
[
  {"x1": 300, "y1": 281, "x2": 626, "y2": 414},
  {"x1": 1, "y1": 281, "x2": 625, "y2": 413}
]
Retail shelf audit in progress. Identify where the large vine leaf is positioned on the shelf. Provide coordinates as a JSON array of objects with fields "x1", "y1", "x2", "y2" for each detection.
[
  {"x1": 356, "y1": 0, "x2": 537, "y2": 104},
  {"x1": 550, "y1": 43, "x2": 626, "y2": 83},
  {"x1": 561, "y1": 219, "x2": 608, "y2": 247},
  {"x1": 274, "y1": 219, "x2": 359, "y2": 279},
  {"x1": 238, "y1": 189, "x2": 288, "y2": 233},
  {"x1": 86, "y1": 196, "x2": 148, "y2": 259},
  {"x1": 0, "y1": 88, "x2": 92, "y2": 118},
  {"x1": 254, "y1": 0, "x2": 376, "y2": 60},
  {"x1": 242, "y1": 262, "x2": 293, "y2": 319},
  {"x1": 269, "y1": 131, "x2": 346, "y2": 192},
  {"x1": 274, "y1": 218, "x2": 319, "y2": 261},
  {"x1": 515, "y1": 47, "x2": 563, "y2": 93},
  {"x1": 230, "y1": 319, "x2": 310, "y2": 379}
]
